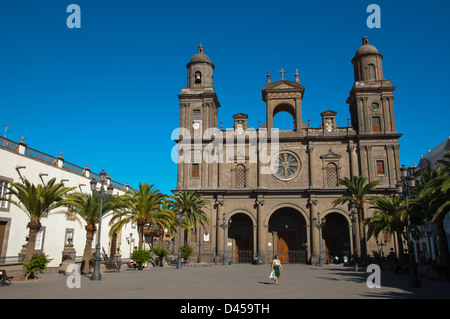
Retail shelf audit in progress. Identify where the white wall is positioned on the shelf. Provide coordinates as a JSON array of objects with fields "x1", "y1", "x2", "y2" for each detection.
[{"x1": 0, "y1": 143, "x2": 138, "y2": 268}]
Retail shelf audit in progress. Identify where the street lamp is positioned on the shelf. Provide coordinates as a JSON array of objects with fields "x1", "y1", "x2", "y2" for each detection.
[
  {"x1": 350, "y1": 207, "x2": 359, "y2": 272},
  {"x1": 90, "y1": 170, "x2": 114, "y2": 281},
  {"x1": 176, "y1": 207, "x2": 185, "y2": 269},
  {"x1": 220, "y1": 212, "x2": 232, "y2": 265},
  {"x1": 396, "y1": 164, "x2": 421, "y2": 288},
  {"x1": 313, "y1": 213, "x2": 326, "y2": 266}
]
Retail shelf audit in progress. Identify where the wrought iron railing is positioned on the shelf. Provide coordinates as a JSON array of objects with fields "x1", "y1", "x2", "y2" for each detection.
[
  {"x1": 0, "y1": 255, "x2": 24, "y2": 265},
  {"x1": 0, "y1": 136, "x2": 18, "y2": 152}
]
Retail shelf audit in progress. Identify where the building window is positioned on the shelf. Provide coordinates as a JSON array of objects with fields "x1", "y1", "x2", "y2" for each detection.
[
  {"x1": 371, "y1": 102, "x2": 380, "y2": 111},
  {"x1": 326, "y1": 162, "x2": 338, "y2": 186},
  {"x1": 273, "y1": 152, "x2": 299, "y2": 181},
  {"x1": 235, "y1": 164, "x2": 246, "y2": 188},
  {"x1": 372, "y1": 117, "x2": 381, "y2": 132},
  {"x1": 192, "y1": 164, "x2": 199, "y2": 178},
  {"x1": 368, "y1": 64, "x2": 376, "y2": 81},
  {"x1": 376, "y1": 160, "x2": 385, "y2": 175},
  {"x1": 34, "y1": 227, "x2": 45, "y2": 252},
  {"x1": 0, "y1": 180, "x2": 8, "y2": 209}
]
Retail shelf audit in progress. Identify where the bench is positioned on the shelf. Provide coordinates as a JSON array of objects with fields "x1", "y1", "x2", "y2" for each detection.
[
  {"x1": 104, "y1": 262, "x2": 120, "y2": 272},
  {"x1": 0, "y1": 269, "x2": 14, "y2": 285}
]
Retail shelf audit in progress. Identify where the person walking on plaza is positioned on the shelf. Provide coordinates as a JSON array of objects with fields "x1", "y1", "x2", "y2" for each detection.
[{"x1": 271, "y1": 254, "x2": 283, "y2": 285}]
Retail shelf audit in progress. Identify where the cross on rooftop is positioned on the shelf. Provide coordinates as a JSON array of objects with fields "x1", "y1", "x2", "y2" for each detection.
[{"x1": 279, "y1": 68, "x2": 286, "y2": 80}]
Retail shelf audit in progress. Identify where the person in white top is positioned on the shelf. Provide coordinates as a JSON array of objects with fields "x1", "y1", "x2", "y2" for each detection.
[{"x1": 271, "y1": 254, "x2": 283, "y2": 285}]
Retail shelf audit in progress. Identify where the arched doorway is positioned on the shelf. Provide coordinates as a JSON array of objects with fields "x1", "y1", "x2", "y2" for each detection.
[
  {"x1": 268, "y1": 207, "x2": 307, "y2": 263},
  {"x1": 322, "y1": 213, "x2": 351, "y2": 264},
  {"x1": 228, "y1": 213, "x2": 253, "y2": 263}
]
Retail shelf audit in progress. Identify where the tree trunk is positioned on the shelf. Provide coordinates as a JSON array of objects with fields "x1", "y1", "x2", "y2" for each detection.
[
  {"x1": 396, "y1": 231, "x2": 405, "y2": 265},
  {"x1": 138, "y1": 223, "x2": 145, "y2": 250},
  {"x1": 357, "y1": 206, "x2": 367, "y2": 259},
  {"x1": 22, "y1": 219, "x2": 41, "y2": 278},
  {"x1": 81, "y1": 225, "x2": 95, "y2": 274},
  {"x1": 436, "y1": 215, "x2": 450, "y2": 266}
]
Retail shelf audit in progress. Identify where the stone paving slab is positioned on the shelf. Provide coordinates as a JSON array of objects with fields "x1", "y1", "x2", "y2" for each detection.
[{"x1": 1, "y1": 263, "x2": 450, "y2": 300}]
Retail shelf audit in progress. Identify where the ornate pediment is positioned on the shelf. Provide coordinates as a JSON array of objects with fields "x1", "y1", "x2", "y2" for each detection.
[
  {"x1": 262, "y1": 80, "x2": 305, "y2": 102},
  {"x1": 263, "y1": 80, "x2": 304, "y2": 91},
  {"x1": 320, "y1": 149, "x2": 342, "y2": 159}
]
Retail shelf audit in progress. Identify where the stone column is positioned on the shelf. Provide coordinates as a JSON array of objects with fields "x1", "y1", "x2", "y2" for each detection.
[
  {"x1": 349, "y1": 144, "x2": 359, "y2": 179},
  {"x1": 215, "y1": 199, "x2": 224, "y2": 262},
  {"x1": 309, "y1": 198, "x2": 319, "y2": 265},
  {"x1": 307, "y1": 145, "x2": 315, "y2": 188},
  {"x1": 367, "y1": 145, "x2": 374, "y2": 181},
  {"x1": 386, "y1": 145, "x2": 396, "y2": 187},
  {"x1": 255, "y1": 197, "x2": 266, "y2": 262}
]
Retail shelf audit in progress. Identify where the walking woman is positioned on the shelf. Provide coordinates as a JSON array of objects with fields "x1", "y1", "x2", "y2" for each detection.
[{"x1": 271, "y1": 254, "x2": 283, "y2": 285}]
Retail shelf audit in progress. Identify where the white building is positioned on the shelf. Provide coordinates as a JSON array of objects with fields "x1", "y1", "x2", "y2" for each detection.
[
  {"x1": 416, "y1": 136, "x2": 450, "y2": 262},
  {"x1": 0, "y1": 136, "x2": 139, "y2": 269}
]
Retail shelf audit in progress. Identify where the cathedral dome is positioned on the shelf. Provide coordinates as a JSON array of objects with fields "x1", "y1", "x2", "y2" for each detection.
[
  {"x1": 187, "y1": 44, "x2": 215, "y2": 68},
  {"x1": 354, "y1": 37, "x2": 381, "y2": 57}
]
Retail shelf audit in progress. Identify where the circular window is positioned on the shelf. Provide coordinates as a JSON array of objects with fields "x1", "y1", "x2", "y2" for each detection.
[
  {"x1": 370, "y1": 102, "x2": 380, "y2": 111},
  {"x1": 272, "y1": 152, "x2": 300, "y2": 181}
]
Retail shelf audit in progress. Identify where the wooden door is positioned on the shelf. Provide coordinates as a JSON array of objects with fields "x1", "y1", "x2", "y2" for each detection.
[
  {"x1": 277, "y1": 231, "x2": 296, "y2": 263},
  {"x1": 324, "y1": 235, "x2": 340, "y2": 262},
  {"x1": 0, "y1": 222, "x2": 6, "y2": 257},
  {"x1": 235, "y1": 234, "x2": 250, "y2": 262}
]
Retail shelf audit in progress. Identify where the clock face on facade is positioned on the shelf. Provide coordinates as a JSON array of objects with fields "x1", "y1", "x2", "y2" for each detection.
[
  {"x1": 273, "y1": 152, "x2": 300, "y2": 181},
  {"x1": 192, "y1": 122, "x2": 200, "y2": 129}
]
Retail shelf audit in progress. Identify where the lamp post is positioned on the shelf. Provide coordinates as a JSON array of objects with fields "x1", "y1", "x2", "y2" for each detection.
[
  {"x1": 312, "y1": 213, "x2": 326, "y2": 266},
  {"x1": 90, "y1": 170, "x2": 114, "y2": 281},
  {"x1": 350, "y1": 208, "x2": 359, "y2": 272},
  {"x1": 176, "y1": 207, "x2": 185, "y2": 269},
  {"x1": 396, "y1": 164, "x2": 421, "y2": 288},
  {"x1": 220, "y1": 212, "x2": 232, "y2": 265}
]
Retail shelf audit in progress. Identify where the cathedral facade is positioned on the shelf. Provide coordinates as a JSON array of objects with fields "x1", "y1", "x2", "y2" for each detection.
[{"x1": 174, "y1": 37, "x2": 401, "y2": 264}]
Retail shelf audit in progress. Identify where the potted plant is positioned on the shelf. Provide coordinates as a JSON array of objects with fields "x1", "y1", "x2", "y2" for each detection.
[
  {"x1": 152, "y1": 247, "x2": 169, "y2": 267},
  {"x1": 130, "y1": 249, "x2": 151, "y2": 270}
]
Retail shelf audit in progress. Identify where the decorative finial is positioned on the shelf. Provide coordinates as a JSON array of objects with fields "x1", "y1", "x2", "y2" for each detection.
[
  {"x1": 295, "y1": 69, "x2": 300, "y2": 83},
  {"x1": 266, "y1": 70, "x2": 271, "y2": 84},
  {"x1": 362, "y1": 36, "x2": 369, "y2": 45}
]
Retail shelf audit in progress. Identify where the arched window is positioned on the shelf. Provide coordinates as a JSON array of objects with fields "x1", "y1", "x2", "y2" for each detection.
[
  {"x1": 367, "y1": 64, "x2": 376, "y2": 81},
  {"x1": 326, "y1": 163, "x2": 338, "y2": 187},
  {"x1": 235, "y1": 164, "x2": 246, "y2": 188}
]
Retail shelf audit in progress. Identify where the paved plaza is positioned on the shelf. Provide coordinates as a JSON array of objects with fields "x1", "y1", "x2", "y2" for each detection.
[{"x1": 2, "y1": 263, "x2": 450, "y2": 300}]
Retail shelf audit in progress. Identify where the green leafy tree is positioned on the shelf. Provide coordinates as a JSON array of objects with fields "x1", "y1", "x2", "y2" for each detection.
[
  {"x1": 364, "y1": 195, "x2": 406, "y2": 262},
  {"x1": 173, "y1": 190, "x2": 210, "y2": 245},
  {"x1": 109, "y1": 182, "x2": 165, "y2": 250},
  {"x1": 333, "y1": 176, "x2": 381, "y2": 258},
  {"x1": 418, "y1": 152, "x2": 450, "y2": 266},
  {"x1": 67, "y1": 193, "x2": 127, "y2": 274},
  {"x1": 1, "y1": 178, "x2": 76, "y2": 277}
]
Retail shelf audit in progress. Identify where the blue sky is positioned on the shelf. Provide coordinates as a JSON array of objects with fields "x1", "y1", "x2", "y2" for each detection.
[{"x1": 0, "y1": 0, "x2": 449, "y2": 195}]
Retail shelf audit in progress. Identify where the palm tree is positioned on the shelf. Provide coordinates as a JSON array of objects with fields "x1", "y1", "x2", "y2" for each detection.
[
  {"x1": 109, "y1": 182, "x2": 165, "y2": 250},
  {"x1": 68, "y1": 193, "x2": 126, "y2": 274},
  {"x1": 418, "y1": 152, "x2": 450, "y2": 266},
  {"x1": 173, "y1": 190, "x2": 210, "y2": 246},
  {"x1": 1, "y1": 178, "x2": 76, "y2": 277},
  {"x1": 364, "y1": 195, "x2": 406, "y2": 262},
  {"x1": 332, "y1": 176, "x2": 381, "y2": 258}
]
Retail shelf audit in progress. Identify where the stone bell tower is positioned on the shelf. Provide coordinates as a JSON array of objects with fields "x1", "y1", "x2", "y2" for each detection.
[{"x1": 176, "y1": 44, "x2": 221, "y2": 189}]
